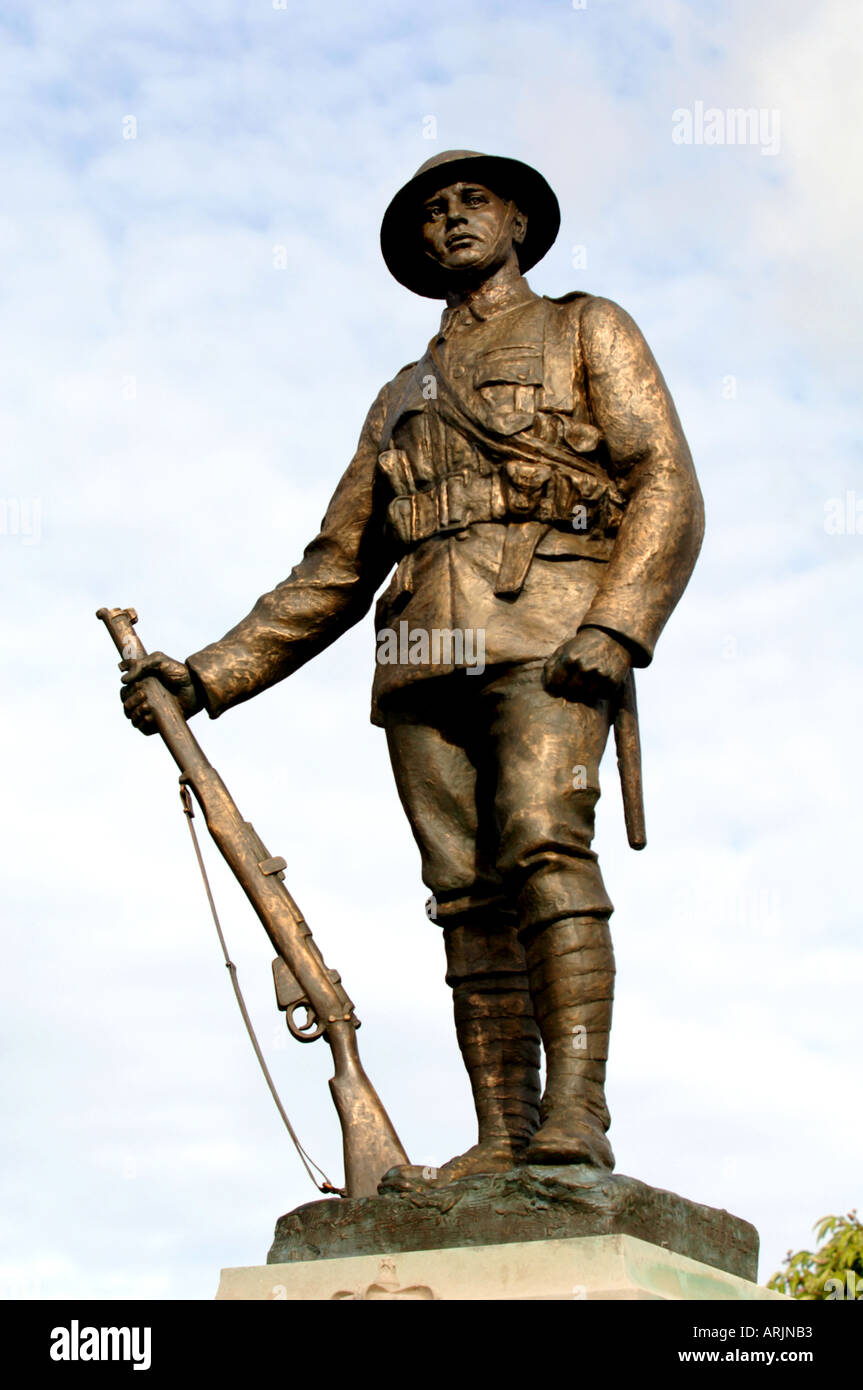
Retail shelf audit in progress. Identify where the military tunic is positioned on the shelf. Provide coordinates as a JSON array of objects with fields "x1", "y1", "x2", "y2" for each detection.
[{"x1": 186, "y1": 275, "x2": 703, "y2": 939}]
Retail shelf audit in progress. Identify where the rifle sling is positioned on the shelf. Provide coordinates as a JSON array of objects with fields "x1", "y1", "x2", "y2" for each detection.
[{"x1": 179, "y1": 782, "x2": 342, "y2": 1196}]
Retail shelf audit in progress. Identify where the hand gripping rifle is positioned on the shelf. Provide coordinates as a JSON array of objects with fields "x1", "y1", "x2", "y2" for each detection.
[{"x1": 97, "y1": 606, "x2": 409, "y2": 1198}]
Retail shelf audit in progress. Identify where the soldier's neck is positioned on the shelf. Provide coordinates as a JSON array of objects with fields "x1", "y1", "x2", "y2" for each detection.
[{"x1": 444, "y1": 259, "x2": 533, "y2": 316}]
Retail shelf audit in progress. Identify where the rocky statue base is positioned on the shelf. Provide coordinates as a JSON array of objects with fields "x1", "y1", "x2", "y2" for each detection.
[{"x1": 216, "y1": 1167, "x2": 787, "y2": 1301}]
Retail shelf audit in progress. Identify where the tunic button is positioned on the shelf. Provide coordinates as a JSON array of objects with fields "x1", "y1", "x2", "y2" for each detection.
[{"x1": 452, "y1": 365, "x2": 465, "y2": 378}]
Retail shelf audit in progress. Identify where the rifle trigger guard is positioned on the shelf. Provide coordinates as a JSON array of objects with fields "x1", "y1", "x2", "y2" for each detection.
[{"x1": 286, "y1": 1001, "x2": 326, "y2": 1044}]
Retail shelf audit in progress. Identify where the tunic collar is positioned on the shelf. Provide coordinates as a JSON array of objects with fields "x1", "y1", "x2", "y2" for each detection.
[{"x1": 438, "y1": 276, "x2": 537, "y2": 337}]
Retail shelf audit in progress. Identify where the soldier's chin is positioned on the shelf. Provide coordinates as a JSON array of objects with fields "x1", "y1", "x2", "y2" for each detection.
[{"x1": 439, "y1": 252, "x2": 494, "y2": 285}]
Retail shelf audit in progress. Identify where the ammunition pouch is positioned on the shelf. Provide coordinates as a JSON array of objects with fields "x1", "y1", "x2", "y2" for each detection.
[{"x1": 380, "y1": 451, "x2": 624, "y2": 552}]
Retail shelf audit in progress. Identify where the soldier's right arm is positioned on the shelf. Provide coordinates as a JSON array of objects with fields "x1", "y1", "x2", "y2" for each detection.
[{"x1": 121, "y1": 383, "x2": 400, "y2": 732}]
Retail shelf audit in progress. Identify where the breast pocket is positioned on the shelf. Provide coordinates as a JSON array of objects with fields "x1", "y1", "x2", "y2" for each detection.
[{"x1": 473, "y1": 346, "x2": 544, "y2": 435}]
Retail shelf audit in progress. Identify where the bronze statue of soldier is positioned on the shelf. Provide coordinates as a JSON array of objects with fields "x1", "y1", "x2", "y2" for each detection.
[{"x1": 121, "y1": 150, "x2": 704, "y2": 1185}]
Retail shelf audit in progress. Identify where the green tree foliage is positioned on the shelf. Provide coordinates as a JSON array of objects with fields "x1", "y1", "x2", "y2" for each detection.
[{"x1": 768, "y1": 1210, "x2": 863, "y2": 1300}]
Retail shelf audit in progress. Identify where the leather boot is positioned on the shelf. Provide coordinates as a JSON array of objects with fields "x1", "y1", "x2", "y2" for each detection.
[
  {"x1": 379, "y1": 969, "x2": 542, "y2": 1191},
  {"x1": 522, "y1": 914, "x2": 615, "y2": 1169},
  {"x1": 432, "y1": 971, "x2": 542, "y2": 1180}
]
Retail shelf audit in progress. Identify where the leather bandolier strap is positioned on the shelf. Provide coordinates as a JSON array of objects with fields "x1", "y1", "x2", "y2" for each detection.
[{"x1": 378, "y1": 334, "x2": 625, "y2": 596}]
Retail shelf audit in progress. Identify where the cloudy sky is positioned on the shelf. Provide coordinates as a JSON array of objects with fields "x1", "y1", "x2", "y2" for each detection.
[{"x1": 1, "y1": 0, "x2": 860, "y2": 1298}]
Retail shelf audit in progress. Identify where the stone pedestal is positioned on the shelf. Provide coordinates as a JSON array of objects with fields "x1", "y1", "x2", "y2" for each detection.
[
  {"x1": 217, "y1": 1234, "x2": 786, "y2": 1301},
  {"x1": 216, "y1": 1167, "x2": 784, "y2": 1301}
]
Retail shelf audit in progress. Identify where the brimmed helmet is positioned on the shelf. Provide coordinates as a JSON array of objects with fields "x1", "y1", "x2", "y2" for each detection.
[{"x1": 380, "y1": 149, "x2": 561, "y2": 299}]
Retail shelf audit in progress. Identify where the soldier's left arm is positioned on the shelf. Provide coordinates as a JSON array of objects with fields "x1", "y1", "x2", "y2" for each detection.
[{"x1": 574, "y1": 296, "x2": 705, "y2": 666}]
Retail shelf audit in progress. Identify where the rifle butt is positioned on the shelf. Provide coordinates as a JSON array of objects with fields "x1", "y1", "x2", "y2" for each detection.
[{"x1": 327, "y1": 1023, "x2": 409, "y2": 1197}]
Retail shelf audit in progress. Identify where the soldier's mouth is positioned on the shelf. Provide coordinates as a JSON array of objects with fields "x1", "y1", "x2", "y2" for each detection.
[{"x1": 446, "y1": 233, "x2": 479, "y2": 249}]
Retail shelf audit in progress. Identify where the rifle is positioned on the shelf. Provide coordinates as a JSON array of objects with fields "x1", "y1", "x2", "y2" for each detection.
[{"x1": 97, "y1": 606, "x2": 409, "y2": 1198}]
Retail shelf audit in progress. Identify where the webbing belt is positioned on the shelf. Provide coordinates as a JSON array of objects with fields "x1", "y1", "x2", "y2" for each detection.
[{"x1": 384, "y1": 463, "x2": 621, "y2": 551}]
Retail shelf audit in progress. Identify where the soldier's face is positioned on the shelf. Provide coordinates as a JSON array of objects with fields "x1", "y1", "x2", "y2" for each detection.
[{"x1": 420, "y1": 182, "x2": 526, "y2": 277}]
